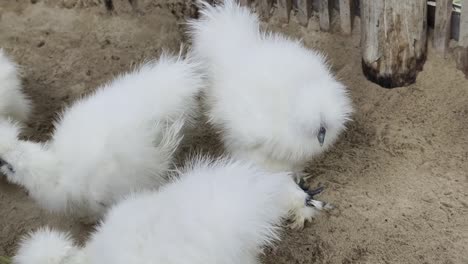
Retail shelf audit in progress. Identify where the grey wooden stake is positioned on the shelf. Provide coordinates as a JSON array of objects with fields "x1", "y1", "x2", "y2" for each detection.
[
  {"x1": 459, "y1": 0, "x2": 468, "y2": 47},
  {"x1": 339, "y1": 0, "x2": 352, "y2": 34},
  {"x1": 296, "y1": 0, "x2": 311, "y2": 26},
  {"x1": 277, "y1": 0, "x2": 293, "y2": 23},
  {"x1": 434, "y1": 0, "x2": 453, "y2": 55},
  {"x1": 456, "y1": 0, "x2": 468, "y2": 78},
  {"x1": 319, "y1": 0, "x2": 331, "y2": 31},
  {"x1": 361, "y1": 0, "x2": 428, "y2": 88}
]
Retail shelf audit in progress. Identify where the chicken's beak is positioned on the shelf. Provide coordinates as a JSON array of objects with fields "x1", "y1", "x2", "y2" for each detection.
[
  {"x1": 0, "y1": 157, "x2": 6, "y2": 167},
  {"x1": 0, "y1": 157, "x2": 14, "y2": 174},
  {"x1": 317, "y1": 126, "x2": 326, "y2": 147}
]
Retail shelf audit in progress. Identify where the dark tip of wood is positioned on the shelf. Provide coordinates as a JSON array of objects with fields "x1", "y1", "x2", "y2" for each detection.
[
  {"x1": 361, "y1": 55, "x2": 427, "y2": 89},
  {"x1": 104, "y1": 0, "x2": 114, "y2": 11}
]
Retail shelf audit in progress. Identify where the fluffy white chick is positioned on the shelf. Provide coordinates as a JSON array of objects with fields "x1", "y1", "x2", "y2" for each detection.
[
  {"x1": 0, "y1": 49, "x2": 31, "y2": 123},
  {"x1": 188, "y1": 1, "x2": 353, "y2": 176},
  {"x1": 0, "y1": 54, "x2": 203, "y2": 221},
  {"x1": 188, "y1": 1, "x2": 352, "y2": 222},
  {"x1": 13, "y1": 157, "x2": 320, "y2": 264}
]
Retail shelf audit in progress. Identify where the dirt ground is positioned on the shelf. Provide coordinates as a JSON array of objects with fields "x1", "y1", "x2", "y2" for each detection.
[{"x1": 1, "y1": 1, "x2": 467, "y2": 263}]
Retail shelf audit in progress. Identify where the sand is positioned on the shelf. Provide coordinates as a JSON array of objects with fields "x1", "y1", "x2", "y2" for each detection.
[{"x1": 0, "y1": 1, "x2": 467, "y2": 263}]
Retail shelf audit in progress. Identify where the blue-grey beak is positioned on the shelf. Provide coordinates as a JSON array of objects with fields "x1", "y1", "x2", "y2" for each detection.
[
  {"x1": 0, "y1": 157, "x2": 6, "y2": 167},
  {"x1": 0, "y1": 157, "x2": 14, "y2": 173},
  {"x1": 317, "y1": 126, "x2": 326, "y2": 147}
]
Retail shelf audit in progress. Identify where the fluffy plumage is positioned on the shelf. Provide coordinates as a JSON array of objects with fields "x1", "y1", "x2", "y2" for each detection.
[
  {"x1": 188, "y1": 1, "x2": 353, "y2": 173},
  {"x1": 13, "y1": 157, "x2": 318, "y2": 264},
  {"x1": 0, "y1": 54, "x2": 203, "y2": 221},
  {"x1": 0, "y1": 49, "x2": 31, "y2": 123},
  {"x1": 14, "y1": 227, "x2": 84, "y2": 264}
]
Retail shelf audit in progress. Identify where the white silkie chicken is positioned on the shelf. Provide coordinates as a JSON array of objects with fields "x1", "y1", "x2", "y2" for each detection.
[
  {"x1": 0, "y1": 49, "x2": 31, "y2": 123},
  {"x1": 0, "y1": 54, "x2": 203, "y2": 221},
  {"x1": 13, "y1": 157, "x2": 320, "y2": 264},
  {"x1": 188, "y1": 1, "x2": 353, "y2": 217}
]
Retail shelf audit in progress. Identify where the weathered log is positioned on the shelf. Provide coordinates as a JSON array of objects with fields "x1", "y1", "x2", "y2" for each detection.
[
  {"x1": 459, "y1": 0, "x2": 468, "y2": 47},
  {"x1": 361, "y1": 0, "x2": 428, "y2": 88},
  {"x1": 339, "y1": 0, "x2": 353, "y2": 34},
  {"x1": 433, "y1": 0, "x2": 453, "y2": 54},
  {"x1": 319, "y1": 0, "x2": 331, "y2": 31},
  {"x1": 295, "y1": 0, "x2": 311, "y2": 26},
  {"x1": 456, "y1": 0, "x2": 468, "y2": 78},
  {"x1": 277, "y1": 0, "x2": 293, "y2": 23}
]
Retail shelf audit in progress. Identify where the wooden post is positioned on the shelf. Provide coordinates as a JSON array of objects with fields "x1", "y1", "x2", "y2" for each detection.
[
  {"x1": 296, "y1": 0, "x2": 311, "y2": 26},
  {"x1": 459, "y1": 0, "x2": 468, "y2": 47},
  {"x1": 238, "y1": 0, "x2": 251, "y2": 6},
  {"x1": 277, "y1": 0, "x2": 293, "y2": 23},
  {"x1": 361, "y1": 0, "x2": 427, "y2": 88},
  {"x1": 258, "y1": 0, "x2": 273, "y2": 20},
  {"x1": 339, "y1": 0, "x2": 353, "y2": 34},
  {"x1": 319, "y1": 0, "x2": 331, "y2": 31},
  {"x1": 456, "y1": 1, "x2": 468, "y2": 78},
  {"x1": 433, "y1": 0, "x2": 453, "y2": 54}
]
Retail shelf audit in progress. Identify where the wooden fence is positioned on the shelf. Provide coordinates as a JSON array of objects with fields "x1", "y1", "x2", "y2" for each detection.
[{"x1": 237, "y1": 0, "x2": 468, "y2": 85}]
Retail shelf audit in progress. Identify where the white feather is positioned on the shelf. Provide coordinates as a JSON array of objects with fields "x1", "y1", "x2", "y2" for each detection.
[
  {"x1": 14, "y1": 157, "x2": 316, "y2": 264},
  {"x1": 13, "y1": 227, "x2": 83, "y2": 264},
  {"x1": 0, "y1": 49, "x2": 31, "y2": 123},
  {"x1": 188, "y1": 0, "x2": 353, "y2": 172},
  {"x1": 0, "y1": 54, "x2": 203, "y2": 220}
]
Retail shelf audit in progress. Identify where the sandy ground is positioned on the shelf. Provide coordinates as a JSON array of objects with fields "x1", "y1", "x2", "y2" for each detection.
[{"x1": 1, "y1": 1, "x2": 468, "y2": 263}]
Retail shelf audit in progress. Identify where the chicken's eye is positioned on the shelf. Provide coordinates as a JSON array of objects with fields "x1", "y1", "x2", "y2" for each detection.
[{"x1": 317, "y1": 126, "x2": 326, "y2": 146}]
